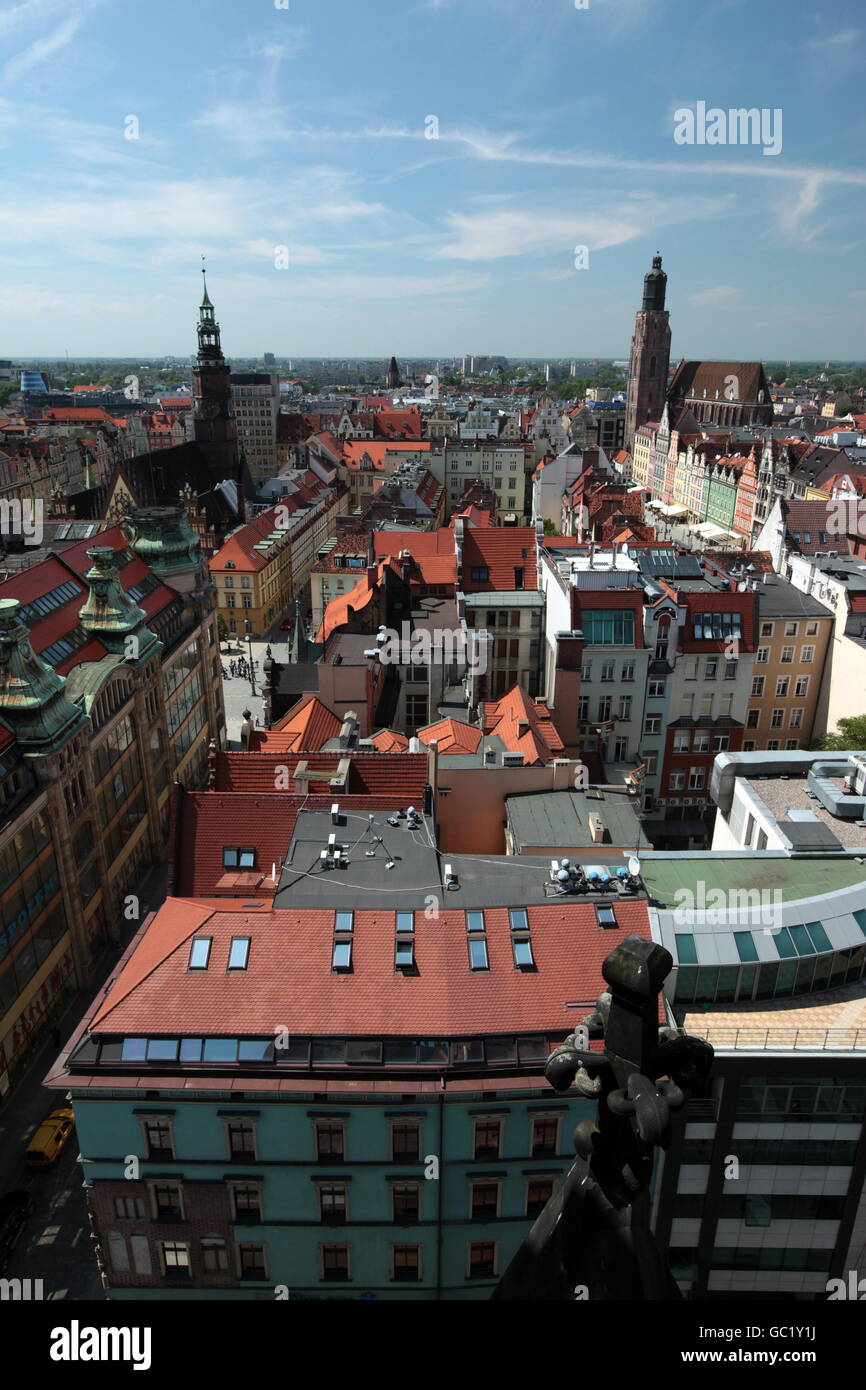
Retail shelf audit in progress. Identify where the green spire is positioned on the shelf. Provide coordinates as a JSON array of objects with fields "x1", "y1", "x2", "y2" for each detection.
[
  {"x1": 78, "y1": 547, "x2": 162, "y2": 664},
  {"x1": 0, "y1": 598, "x2": 88, "y2": 754}
]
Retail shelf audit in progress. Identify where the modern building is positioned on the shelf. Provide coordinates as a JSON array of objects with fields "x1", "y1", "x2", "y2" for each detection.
[{"x1": 230, "y1": 373, "x2": 279, "y2": 487}]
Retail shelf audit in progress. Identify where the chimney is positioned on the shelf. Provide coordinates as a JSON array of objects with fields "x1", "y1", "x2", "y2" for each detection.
[{"x1": 589, "y1": 812, "x2": 606, "y2": 844}]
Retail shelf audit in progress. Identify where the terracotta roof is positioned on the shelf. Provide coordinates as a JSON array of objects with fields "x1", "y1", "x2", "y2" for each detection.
[
  {"x1": 461, "y1": 528, "x2": 538, "y2": 592},
  {"x1": 87, "y1": 895, "x2": 653, "y2": 1036},
  {"x1": 668, "y1": 360, "x2": 771, "y2": 406},
  {"x1": 43, "y1": 407, "x2": 112, "y2": 422},
  {"x1": 370, "y1": 729, "x2": 410, "y2": 752},
  {"x1": 212, "y1": 750, "x2": 429, "y2": 799},
  {"x1": 781, "y1": 499, "x2": 842, "y2": 553},
  {"x1": 480, "y1": 686, "x2": 564, "y2": 764},
  {"x1": 316, "y1": 571, "x2": 375, "y2": 641},
  {"x1": 372, "y1": 529, "x2": 454, "y2": 559},
  {"x1": 250, "y1": 694, "x2": 343, "y2": 752},
  {"x1": 342, "y1": 440, "x2": 431, "y2": 471},
  {"x1": 417, "y1": 718, "x2": 482, "y2": 755}
]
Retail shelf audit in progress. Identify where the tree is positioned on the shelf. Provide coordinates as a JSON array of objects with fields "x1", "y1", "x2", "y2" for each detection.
[
  {"x1": 0, "y1": 382, "x2": 16, "y2": 409},
  {"x1": 217, "y1": 613, "x2": 228, "y2": 644},
  {"x1": 542, "y1": 519, "x2": 560, "y2": 536},
  {"x1": 816, "y1": 716, "x2": 866, "y2": 751}
]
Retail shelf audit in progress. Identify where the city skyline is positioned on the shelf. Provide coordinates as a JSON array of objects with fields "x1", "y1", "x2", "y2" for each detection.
[{"x1": 1, "y1": 0, "x2": 863, "y2": 358}]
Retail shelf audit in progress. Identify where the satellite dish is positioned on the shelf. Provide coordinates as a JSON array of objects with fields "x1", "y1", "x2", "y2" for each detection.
[{"x1": 628, "y1": 856, "x2": 641, "y2": 877}]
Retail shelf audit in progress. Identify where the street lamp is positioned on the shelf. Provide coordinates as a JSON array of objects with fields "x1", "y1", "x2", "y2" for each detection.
[{"x1": 246, "y1": 632, "x2": 257, "y2": 698}]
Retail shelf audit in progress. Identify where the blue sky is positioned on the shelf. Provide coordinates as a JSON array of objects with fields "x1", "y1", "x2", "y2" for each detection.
[{"x1": 2, "y1": 0, "x2": 864, "y2": 358}]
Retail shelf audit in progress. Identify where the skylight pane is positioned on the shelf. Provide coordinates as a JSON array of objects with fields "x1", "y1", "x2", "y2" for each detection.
[
  {"x1": 332, "y1": 941, "x2": 352, "y2": 970},
  {"x1": 335, "y1": 911, "x2": 354, "y2": 932},
  {"x1": 513, "y1": 938, "x2": 534, "y2": 968},
  {"x1": 228, "y1": 938, "x2": 251, "y2": 970},
  {"x1": 238, "y1": 848, "x2": 255, "y2": 869},
  {"x1": 509, "y1": 908, "x2": 529, "y2": 933},
  {"x1": 203, "y1": 1039, "x2": 239, "y2": 1061},
  {"x1": 733, "y1": 931, "x2": 759, "y2": 963},
  {"x1": 466, "y1": 911, "x2": 485, "y2": 933},
  {"x1": 146, "y1": 1040, "x2": 179, "y2": 1061},
  {"x1": 469, "y1": 938, "x2": 489, "y2": 970},
  {"x1": 854, "y1": 909, "x2": 866, "y2": 941},
  {"x1": 120, "y1": 1038, "x2": 147, "y2": 1061},
  {"x1": 789, "y1": 924, "x2": 815, "y2": 957},
  {"x1": 804, "y1": 920, "x2": 832, "y2": 953},
  {"x1": 396, "y1": 912, "x2": 414, "y2": 933},
  {"x1": 395, "y1": 940, "x2": 414, "y2": 967},
  {"x1": 223, "y1": 848, "x2": 239, "y2": 868},
  {"x1": 180, "y1": 1039, "x2": 203, "y2": 1062},
  {"x1": 188, "y1": 937, "x2": 212, "y2": 970},
  {"x1": 238, "y1": 1040, "x2": 275, "y2": 1061},
  {"x1": 772, "y1": 927, "x2": 797, "y2": 959},
  {"x1": 675, "y1": 934, "x2": 698, "y2": 965},
  {"x1": 597, "y1": 906, "x2": 617, "y2": 928}
]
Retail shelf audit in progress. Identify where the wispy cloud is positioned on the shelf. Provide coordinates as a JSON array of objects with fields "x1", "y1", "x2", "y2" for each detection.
[
  {"x1": 3, "y1": 11, "x2": 82, "y2": 81},
  {"x1": 689, "y1": 285, "x2": 743, "y2": 307},
  {"x1": 806, "y1": 27, "x2": 861, "y2": 50}
]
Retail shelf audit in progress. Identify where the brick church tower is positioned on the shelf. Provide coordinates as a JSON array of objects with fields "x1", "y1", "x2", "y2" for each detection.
[
  {"x1": 192, "y1": 267, "x2": 253, "y2": 503},
  {"x1": 625, "y1": 254, "x2": 671, "y2": 448}
]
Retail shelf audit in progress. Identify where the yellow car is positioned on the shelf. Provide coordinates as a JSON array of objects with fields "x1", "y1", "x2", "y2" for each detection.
[{"x1": 26, "y1": 1108, "x2": 75, "y2": 1167}]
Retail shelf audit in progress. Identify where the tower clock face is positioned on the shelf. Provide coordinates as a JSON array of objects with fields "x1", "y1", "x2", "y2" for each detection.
[{"x1": 197, "y1": 399, "x2": 221, "y2": 420}]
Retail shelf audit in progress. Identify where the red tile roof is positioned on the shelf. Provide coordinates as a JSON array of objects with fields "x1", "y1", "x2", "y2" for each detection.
[
  {"x1": 480, "y1": 686, "x2": 564, "y2": 764},
  {"x1": 212, "y1": 751, "x2": 429, "y2": 799},
  {"x1": 372, "y1": 530, "x2": 454, "y2": 559},
  {"x1": 342, "y1": 440, "x2": 431, "y2": 471},
  {"x1": 461, "y1": 527, "x2": 537, "y2": 592},
  {"x1": 417, "y1": 718, "x2": 482, "y2": 755},
  {"x1": 249, "y1": 694, "x2": 343, "y2": 752},
  {"x1": 370, "y1": 729, "x2": 409, "y2": 752},
  {"x1": 88, "y1": 895, "x2": 653, "y2": 1036}
]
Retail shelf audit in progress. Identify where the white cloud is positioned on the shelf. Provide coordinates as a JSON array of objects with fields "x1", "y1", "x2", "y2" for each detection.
[
  {"x1": 689, "y1": 286, "x2": 743, "y2": 306},
  {"x1": 3, "y1": 12, "x2": 82, "y2": 82}
]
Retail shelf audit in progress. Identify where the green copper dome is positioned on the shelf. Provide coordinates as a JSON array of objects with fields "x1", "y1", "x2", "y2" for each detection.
[{"x1": 0, "y1": 598, "x2": 88, "y2": 753}]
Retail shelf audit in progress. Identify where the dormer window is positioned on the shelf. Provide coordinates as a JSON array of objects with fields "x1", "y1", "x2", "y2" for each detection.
[{"x1": 223, "y1": 847, "x2": 256, "y2": 869}]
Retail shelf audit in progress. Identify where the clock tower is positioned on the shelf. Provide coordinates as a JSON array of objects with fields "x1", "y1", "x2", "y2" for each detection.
[{"x1": 192, "y1": 267, "x2": 251, "y2": 501}]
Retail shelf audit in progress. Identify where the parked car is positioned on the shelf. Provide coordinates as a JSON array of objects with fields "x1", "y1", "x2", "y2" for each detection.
[
  {"x1": 0, "y1": 1189, "x2": 35, "y2": 1267},
  {"x1": 26, "y1": 1107, "x2": 75, "y2": 1167}
]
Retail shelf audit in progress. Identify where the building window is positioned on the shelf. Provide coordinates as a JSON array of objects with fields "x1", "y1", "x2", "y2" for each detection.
[
  {"x1": 226, "y1": 1120, "x2": 257, "y2": 1161},
  {"x1": 747, "y1": 709, "x2": 760, "y2": 728},
  {"x1": 601, "y1": 660, "x2": 615, "y2": 682},
  {"x1": 621, "y1": 661, "x2": 635, "y2": 681},
  {"x1": 526, "y1": 1178, "x2": 554, "y2": 1219},
  {"x1": 392, "y1": 1183, "x2": 420, "y2": 1222},
  {"x1": 800, "y1": 647, "x2": 814, "y2": 665},
  {"x1": 392, "y1": 1244, "x2": 421, "y2": 1282},
  {"x1": 227, "y1": 937, "x2": 251, "y2": 970},
  {"x1": 724, "y1": 661, "x2": 737, "y2": 680},
  {"x1": 780, "y1": 646, "x2": 794, "y2": 663},
  {"x1": 230, "y1": 1184, "x2": 262, "y2": 1223},
  {"x1": 321, "y1": 1244, "x2": 351, "y2": 1282},
  {"x1": 160, "y1": 1241, "x2": 191, "y2": 1278},
  {"x1": 468, "y1": 1242, "x2": 497, "y2": 1278},
  {"x1": 237, "y1": 1243, "x2": 268, "y2": 1280},
  {"x1": 784, "y1": 621, "x2": 798, "y2": 636},
  {"x1": 473, "y1": 1119, "x2": 502, "y2": 1159},
  {"x1": 470, "y1": 1182, "x2": 500, "y2": 1220},
  {"x1": 202, "y1": 1238, "x2": 228, "y2": 1272},
  {"x1": 776, "y1": 677, "x2": 790, "y2": 697},
  {"x1": 114, "y1": 1196, "x2": 146, "y2": 1220},
  {"x1": 531, "y1": 1116, "x2": 559, "y2": 1157},
  {"x1": 391, "y1": 1122, "x2": 421, "y2": 1161},
  {"x1": 790, "y1": 708, "x2": 804, "y2": 729},
  {"x1": 771, "y1": 708, "x2": 784, "y2": 729},
  {"x1": 760, "y1": 622, "x2": 773, "y2": 637},
  {"x1": 318, "y1": 1184, "x2": 347, "y2": 1223},
  {"x1": 151, "y1": 1182, "x2": 184, "y2": 1222},
  {"x1": 644, "y1": 715, "x2": 661, "y2": 734},
  {"x1": 142, "y1": 1118, "x2": 174, "y2": 1161},
  {"x1": 756, "y1": 646, "x2": 769, "y2": 664},
  {"x1": 751, "y1": 677, "x2": 764, "y2": 696},
  {"x1": 704, "y1": 659, "x2": 718, "y2": 680},
  {"x1": 688, "y1": 767, "x2": 705, "y2": 791},
  {"x1": 315, "y1": 1122, "x2": 345, "y2": 1162},
  {"x1": 470, "y1": 567, "x2": 489, "y2": 583},
  {"x1": 669, "y1": 771, "x2": 685, "y2": 791}
]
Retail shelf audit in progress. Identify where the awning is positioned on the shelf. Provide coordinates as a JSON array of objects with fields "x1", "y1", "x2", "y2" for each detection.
[{"x1": 662, "y1": 503, "x2": 688, "y2": 517}]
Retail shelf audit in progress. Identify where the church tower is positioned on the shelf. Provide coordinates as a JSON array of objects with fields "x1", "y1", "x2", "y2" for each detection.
[
  {"x1": 192, "y1": 267, "x2": 251, "y2": 502},
  {"x1": 625, "y1": 254, "x2": 671, "y2": 448},
  {"x1": 387, "y1": 355, "x2": 401, "y2": 390}
]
